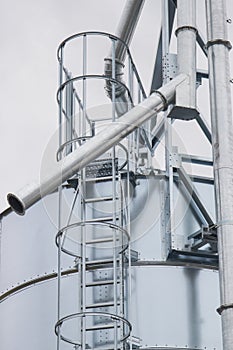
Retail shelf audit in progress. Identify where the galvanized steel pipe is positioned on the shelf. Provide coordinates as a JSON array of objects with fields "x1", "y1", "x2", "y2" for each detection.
[
  {"x1": 171, "y1": 0, "x2": 198, "y2": 119},
  {"x1": 206, "y1": 1, "x2": 233, "y2": 349},
  {"x1": 113, "y1": 0, "x2": 145, "y2": 62},
  {"x1": 7, "y1": 74, "x2": 187, "y2": 215},
  {"x1": 104, "y1": 0, "x2": 145, "y2": 116}
]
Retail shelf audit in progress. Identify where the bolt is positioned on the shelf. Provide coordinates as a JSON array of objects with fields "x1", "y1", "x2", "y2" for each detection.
[
  {"x1": 230, "y1": 79, "x2": 233, "y2": 84},
  {"x1": 227, "y1": 18, "x2": 232, "y2": 24}
]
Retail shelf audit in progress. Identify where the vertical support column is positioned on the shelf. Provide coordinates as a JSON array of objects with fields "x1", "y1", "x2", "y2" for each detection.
[
  {"x1": 57, "y1": 44, "x2": 64, "y2": 350},
  {"x1": 111, "y1": 38, "x2": 118, "y2": 350},
  {"x1": 125, "y1": 154, "x2": 132, "y2": 350},
  {"x1": 81, "y1": 33, "x2": 87, "y2": 350},
  {"x1": 65, "y1": 79, "x2": 73, "y2": 155},
  {"x1": 150, "y1": 0, "x2": 176, "y2": 92},
  {"x1": 170, "y1": 0, "x2": 198, "y2": 120},
  {"x1": 162, "y1": 0, "x2": 174, "y2": 259},
  {"x1": 82, "y1": 34, "x2": 87, "y2": 139},
  {"x1": 205, "y1": 1, "x2": 233, "y2": 349}
]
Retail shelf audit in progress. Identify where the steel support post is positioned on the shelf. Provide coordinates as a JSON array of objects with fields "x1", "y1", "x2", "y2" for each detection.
[
  {"x1": 205, "y1": 1, "x2": 233, "y2": 349},
  {"x1": 150, "y1": 0, "x2": 176, "y2": 92},
  {"x1": 162, "y1": 0, "x2": 174, "y2": 259}
]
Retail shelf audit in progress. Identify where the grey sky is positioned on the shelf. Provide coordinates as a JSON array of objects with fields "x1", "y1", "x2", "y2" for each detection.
[{"x1": 1, "y1": 0, "x2": 233, "y2": 213}]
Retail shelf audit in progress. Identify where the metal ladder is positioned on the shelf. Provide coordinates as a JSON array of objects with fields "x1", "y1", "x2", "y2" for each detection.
[
  {"x1": 55, "y1": 147, "x2": 131, "y2": 350},
  {"x1": 55, "y1": 31, "x2": 148, "y2": 350},
  {"x1": 77, "y1": 150, "x2": 131, "y2": 350}
]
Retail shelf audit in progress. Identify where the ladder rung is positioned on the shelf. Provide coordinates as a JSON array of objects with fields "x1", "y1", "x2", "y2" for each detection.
[
  {"x1": 86, "y1": 258, "x2": 119, "y2": 266},
  {"x1": 85, "y1": 176, "x2": 117, "y2": 183},
  {"x1": 86, "y1": 301, "x2": 120, "y2": 309},
  {"x1": 85, "y1": 217, "x2": 118, "y2": 223},
  {"x1": 85, "y1": 280, "x2": 119, "y2": 287},
  {"x1": 86, "y1": 324, "x2": 120, "y2": 332},
  {"x1": 86, "y1": 237, "x2": 113, "y2": 245},
  {"x1": 85, "y1": 196, "x2": 117, "y2": 203},
  {"x1": 89, "y1": 347, "x2": 121, "y2": 350}
]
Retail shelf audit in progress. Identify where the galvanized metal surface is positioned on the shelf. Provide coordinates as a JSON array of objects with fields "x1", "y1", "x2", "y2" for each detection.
[
  {"x1": 170, "y1": 0, "x2": 198, "y2": 120},
  {"x1": 105, "y1": 0, "x2": 145, "y2": 117},
  {"x1": 2, "y1": 0, "x2": 233, "y2": 349},
  {"x1": 110, "y1": 0, "x2": 145, "y2": 63},
  {"x1": 0, "y1": 188, "x2": 222, "y2": 349},
  {"x1": 206, "y1": 1, "x2": 233, "y2": 349},
  {"x1": 7, "y1": 74, "x2": 187, "y2": 216}
]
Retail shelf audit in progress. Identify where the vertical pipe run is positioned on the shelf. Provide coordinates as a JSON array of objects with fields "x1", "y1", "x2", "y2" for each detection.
[
  {"x1": 104, "y1": 0, "x2": 145, "y2": 117},
  {"x1": 205, "y1": 1, "x2": 233, "y2": 349},
  {"x1": 113, "y1": 0, "x2": 145, "y2": 63},
  {"x1": 171, "y1": 0, "x2": 198, "y2": 119},
  {"x1": 177, "y1": 0, "x2": 196, "y2": 105}
]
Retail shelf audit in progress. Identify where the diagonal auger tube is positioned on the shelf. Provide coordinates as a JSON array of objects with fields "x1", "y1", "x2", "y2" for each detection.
[{"x1": 7, "y1": 74, "x2": 187, "y2": 215}]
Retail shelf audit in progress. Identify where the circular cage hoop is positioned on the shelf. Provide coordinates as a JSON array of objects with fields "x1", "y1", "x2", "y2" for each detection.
[
  {"x1": 56, "y1": 74, "x2": 133, "y2": 105},
  {"x1": 55, "y1": 311, "x2": 132, "y2": 346},
  {"x1": 56, "y1": 136, "x2": 93, "y2": 161},
  {"x1": 57, "y1": 31, "x2": 131, "y2": 62},
  {"x1": 56, "y1": 221, "x2": 130, "y2": 258}
]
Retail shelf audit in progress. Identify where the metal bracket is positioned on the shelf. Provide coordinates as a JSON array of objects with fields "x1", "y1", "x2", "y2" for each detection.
[
  {"x1": 217, "y1": 303, "x2": 233, "y2": 315},
  {"x1": 188, "y1": 225, "x2": 217, "y2": 252},
  {"x1": 127, "y1": 335, "x2": 142, "y2": 348},
  {"x1": 87, "y1": 158, "x2": 119, "y2": 178},
  {"x1": 125, "y1": 249, "x2": 139, "y2": 263},
  {"x1": 170, "y1": 147, "x2": 182, "y2": 168},
  {"x1": 162, "y1": 53, "x2": 178, "y2": 82},
  {"x1": 196, "y1": 69, "x2": 209, "y2": 87},
  {"x1": 176, "y1": 165, "x2": 215, "y2": 227}
]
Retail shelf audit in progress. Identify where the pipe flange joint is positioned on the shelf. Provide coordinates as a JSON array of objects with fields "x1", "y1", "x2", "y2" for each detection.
[
  {"x1": 104, "y1": 57, "x2": 125, "y2": 68},
  {"x1": 175, "y1": 26, "x2": 198, "y2": 37},
  {"x1": 206, "y1": 39, "x2": 232, "y2": 50},
  {"x1": 217, "y1": 303, "x2": 233, "y2": 315},
  {"x1": 151, "y1": 90, "x2": 168, "y2": 111}
]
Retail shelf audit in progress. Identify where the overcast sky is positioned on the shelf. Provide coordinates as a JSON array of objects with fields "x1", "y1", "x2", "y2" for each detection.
[{"x1": 1, "y1": 0, "x2": 233, "y2": 213}]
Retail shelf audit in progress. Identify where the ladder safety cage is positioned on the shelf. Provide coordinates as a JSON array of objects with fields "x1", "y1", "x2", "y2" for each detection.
[{"x1": 55, "y1": 31, "x2": 149, "y2": 350}]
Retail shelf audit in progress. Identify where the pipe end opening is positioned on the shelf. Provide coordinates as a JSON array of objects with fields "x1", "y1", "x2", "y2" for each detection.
[{"x1": 7, "y1": 194, "x2": 25, "y2": 216}]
